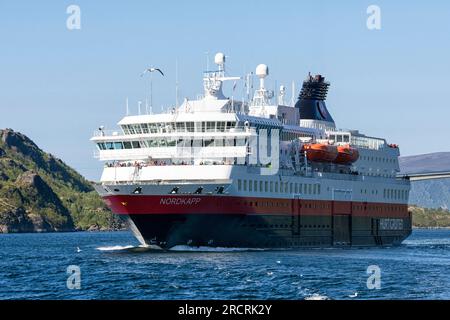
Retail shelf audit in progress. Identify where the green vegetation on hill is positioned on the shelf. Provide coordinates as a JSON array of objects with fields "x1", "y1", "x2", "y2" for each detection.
[
  {"x1": 410, "y1": 206, "x2": 450, "y2": 228},
  {"x1": 0, "y1": 128, "x2": 121, "y2": 233}
]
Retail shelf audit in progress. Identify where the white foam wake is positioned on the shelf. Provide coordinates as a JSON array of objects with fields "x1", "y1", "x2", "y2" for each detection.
[
  {"x1": 403, "y1": 238, "x2": 450, "y2": 246},
  {"x1": 96, "y1": 245, "x2": 136, "y2": 251},
  {"x1": 96, "y1": 244, "x2": 164, "y2": 252},
  {"x1": 304, "y1": 293, "x2": 330, "y2": 300}
]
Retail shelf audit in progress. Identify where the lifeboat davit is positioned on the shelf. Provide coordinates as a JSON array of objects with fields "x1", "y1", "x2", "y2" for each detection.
[
  {"x1": 334, "y1": 145, "x2": 359, "y2": 164},
  {"x1": 302, "y1": 143, "x2": 338, "y2": 162}
]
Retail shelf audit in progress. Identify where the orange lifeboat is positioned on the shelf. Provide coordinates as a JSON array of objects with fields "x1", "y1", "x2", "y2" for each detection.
[
  {"x1": 301, "y1": 143, "x2": 338, "y2": 162},
  {"x1": 334, "y1": 145, "x2": 359, "y2": 164}
]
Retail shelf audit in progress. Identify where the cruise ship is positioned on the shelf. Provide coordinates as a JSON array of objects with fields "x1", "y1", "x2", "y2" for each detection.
[{"x1": 91, "y1": 53, "x2": 411, "y2": 249}]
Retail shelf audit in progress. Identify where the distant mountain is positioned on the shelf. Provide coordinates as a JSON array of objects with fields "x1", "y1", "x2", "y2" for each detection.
[
  {"x1": 400, "y1": 152, "x2": 450, "y2": 209},
  {"x1": 0, "y1": 129, "x2": 122, "y2": 233},
  {"x1": 399, "y1": 152, "x2": 450, "y2": 174}
]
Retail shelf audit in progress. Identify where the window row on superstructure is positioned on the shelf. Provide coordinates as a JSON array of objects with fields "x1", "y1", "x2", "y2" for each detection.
[
  {"x1": 97, "y1": 137, "x2": 249, "y2": 150},
  {"x1": 359, "y1": 155, "x2": 396, "y2": 164},
  {"x1": 384, "y1": 188, "x2": 408, "y2": 201},
  {"x1": 237, "y1": 179, "x2": 321, "y2": 195},
  {"x1": 236, "y1": 178, "x2": 408, "y2": 202},
  {"x1": 328, "y1": 133, "x2": 350, "y2": 143},
  {"x1": 280, "y1": 131, "x2": 314, "y2": 141},
  {"x1": 121, "y1": 121, "x2": 237, "y2": 134}
]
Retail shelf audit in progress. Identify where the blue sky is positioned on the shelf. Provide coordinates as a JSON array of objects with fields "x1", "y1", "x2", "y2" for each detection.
[{"x1": 1, "y1": 1, "x2": 449, "y2": 180}]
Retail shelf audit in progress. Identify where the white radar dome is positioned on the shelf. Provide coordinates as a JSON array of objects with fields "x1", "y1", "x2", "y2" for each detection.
[
  {"x1": 256, "y1": 64, "x2": 269, "y2": 78},
  {"x1": 214, "y1": 52, "x2": 225, "y2": 65}
]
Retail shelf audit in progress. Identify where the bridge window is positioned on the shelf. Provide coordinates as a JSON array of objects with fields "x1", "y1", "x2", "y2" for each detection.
[
  {"x1": 123, "y1": 141, "x2": 132, "y2": 149},
  {"x1": 207, "y1": 121, "x2": 215, "y2": 131},
  {"x1": 186, "y1": 122, "x2": 194, "y2": 132},
  {"x1": 147, "y1": 123, "x2": 156, "y2": 133},
  {"x1": 121, "y1": 125, "x2": 129, "y2": 135},
  {"x1": 134, "y1": 125, "x2": 142, "y2": 134},
  {"x1": 132, "y1": 141, "x2": 141, "y2": 149},
  {"x1": 238, "y1": 179, "x2": 242, "y2": 191},
  {"x1": 148, "y1": 140, "x2": 158, "y2": 147},
  {"x1": 226, "y1": 121, "x2": 235, "y2": 130},
  {"x1": 105, "y1": 142, "x2": 114, "y2": 150},
  {"x1": 176, "y1": 122, "x2": 185, "y2": 132},
  {"x1": 217, "y1": 122, "x2": 225, "y2": 132},
  {"x1": 97, "y1": 143, "x2": 106, "y2": 150}
]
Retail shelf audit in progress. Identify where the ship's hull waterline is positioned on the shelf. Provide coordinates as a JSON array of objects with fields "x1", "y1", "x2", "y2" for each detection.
[{"x1": 103, "y1": 194, "x2": 412, "y2": 249}]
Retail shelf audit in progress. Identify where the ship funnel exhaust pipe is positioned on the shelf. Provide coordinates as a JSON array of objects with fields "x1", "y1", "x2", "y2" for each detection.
[{"x1": 295, "y1": 73, "x2": 335, "y2": 126}]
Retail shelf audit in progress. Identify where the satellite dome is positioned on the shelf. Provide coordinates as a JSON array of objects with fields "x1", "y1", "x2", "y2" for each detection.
[
  {"x1": 214, "y1": 52, "x2": 225, "y2": 65},
  {"x1": 256, "y1": 64, "x2": 269, "y2": 78}
]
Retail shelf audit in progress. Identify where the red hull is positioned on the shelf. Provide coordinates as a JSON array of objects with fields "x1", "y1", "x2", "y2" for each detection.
[{"x1": 104, "y1": 194, "x2": 409, "y2": 218}]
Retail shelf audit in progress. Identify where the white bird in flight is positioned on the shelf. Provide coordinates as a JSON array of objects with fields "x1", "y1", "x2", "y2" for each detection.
[{"x1": 140, "y1": 67, "x2": 164, "y2": 77}]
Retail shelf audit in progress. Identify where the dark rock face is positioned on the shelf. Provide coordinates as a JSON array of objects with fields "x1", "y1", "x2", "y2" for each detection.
[{"x1": 0, "y1": 207, "x2": 35, "y2": 233}]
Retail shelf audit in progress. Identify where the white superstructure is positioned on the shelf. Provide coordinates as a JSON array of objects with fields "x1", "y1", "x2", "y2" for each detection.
[{"x1": 91, "y1": 53, "x2": 407, "y2": 200}]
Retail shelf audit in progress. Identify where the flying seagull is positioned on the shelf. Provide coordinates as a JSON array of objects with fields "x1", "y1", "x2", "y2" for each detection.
[{"x1": 141, "y1": 67, "x2": 164, "y2": 77}]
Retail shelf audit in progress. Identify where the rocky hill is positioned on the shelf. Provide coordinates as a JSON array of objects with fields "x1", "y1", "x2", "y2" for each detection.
[
  {"x1": 409, "y1": 206, "x2": 450, "y2": 228},
  {"x1": 0, "y1": 129, "x2": 122, "y2": 233}
]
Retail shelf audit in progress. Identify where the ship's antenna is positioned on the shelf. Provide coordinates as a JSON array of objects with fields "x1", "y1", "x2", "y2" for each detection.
[
  {"x1": 246, "y1": 72, "x2": 252, "y2": 102},
  {"x1": 175, "y1": 59, "x2": 179, "y2": 108},
  {"x1": 205, "y1": 51, "x2": 209, "y2": 71},
  {"x1": 274, "y1": 80, "x2": 278, "y2": 104},
  {"x1": 141, "y1": 67, "x2": 164, "y2": 114},
  {"x1": 138, "y1": 101, "x2": 142, "y2": 115},
  {"x1": 145, "y1": 99, "x2": 149, "y2": 114},
  {"x1": 150, "y1": 71, "x2": 153, "y2": 112},
  {"x1": 291, "y1": 80, "x2": 296, "y2": 107}
]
